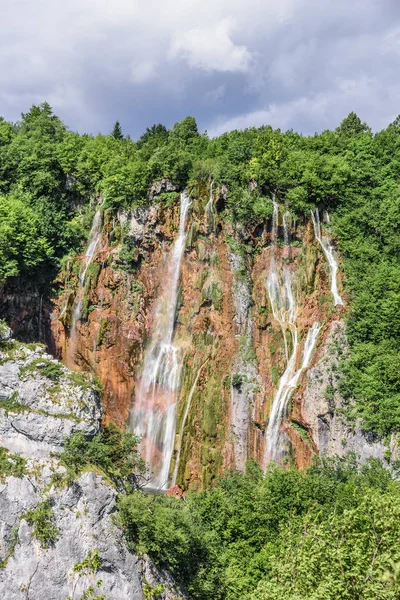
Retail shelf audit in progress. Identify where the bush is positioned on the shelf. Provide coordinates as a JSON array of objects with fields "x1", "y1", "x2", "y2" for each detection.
[
  {"x1": 0, "y1": 446, "x2": 26, "y2": 480},
  {"x1": 117, "y1": 456, "x2": 399, "y2": 600},
  {"x1": 59, "y1": 424, "x2": 147, "y2": 491},
  {"x1": 24, "y1": 500, "x2": 59, "y2": 548}
]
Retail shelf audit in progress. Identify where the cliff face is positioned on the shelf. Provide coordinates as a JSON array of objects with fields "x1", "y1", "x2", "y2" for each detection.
[
  {"x1": 50, "y1": 186, "x2": 369, "y2": 490},
  {"x1": 0, "y1": 336, "x2": 182, "y2": 600},
  {"x1": 300, "y1": 320, "x2": 399, "y2": 463}
]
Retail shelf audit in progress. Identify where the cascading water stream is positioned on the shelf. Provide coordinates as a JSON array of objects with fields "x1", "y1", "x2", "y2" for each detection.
[
  {"x1": 172, "y1": 358, "x2": 209, "y2": 486},
  {"x1": 311, "y1": 209, "x2": 343, "y2": 306},
  {"x1": 130, "y1": 191, "x2": 191, "y2": 490},
  {"x1": 66, "y1": 210, "x2": 102, "y2": 366},
  {"x1": 264, "y1": 201, "x2": 320, "y2": 466},
  {"x1": 205, "y1": 181, "x2": 216, "y2": 234}
]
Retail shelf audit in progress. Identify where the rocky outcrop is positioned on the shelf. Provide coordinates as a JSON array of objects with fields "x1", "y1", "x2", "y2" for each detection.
[
  {"x1": 50, "y1": 192, "x2": 360, "y2": 487},
  {"x1": 0, "y1": 339, "x2": 183, "y2": 600},
  {"x1": 228, "y1": 248, "x2": 261, "y2": 471},
  {"x1": 0, "y1": 471, "x2": 143, "y2": 600},
  {"x1": 0, "y1": 341, "x2": 101, "y2": 458},
  {"x1": 300, "y1": 320, "x2": 399, "y2": 462},
  {"x1": 148, "y1": 178, "x2": 178, "y2": 201},
  {"x1": 0, "y1": 280, "x2": 51, "y2": 345}
]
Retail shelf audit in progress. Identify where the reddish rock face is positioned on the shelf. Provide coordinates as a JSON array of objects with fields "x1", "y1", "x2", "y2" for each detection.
[
  {"x1": 166, "y1": 485, "x2": 184, "y2": 499},
  {"x1": 51, "y1": 196, "x2": 346, "y2": 488}
]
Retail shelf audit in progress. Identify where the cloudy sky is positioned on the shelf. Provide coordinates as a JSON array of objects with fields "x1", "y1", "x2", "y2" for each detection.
[{"x1": 1, "y1": 0, "x2": 400, "y2": 138}]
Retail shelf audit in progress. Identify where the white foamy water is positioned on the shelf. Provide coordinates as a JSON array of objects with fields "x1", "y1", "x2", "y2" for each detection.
[
  {"x1": 264, "y1": 201, "x2": 320, "y2": 466},
  {"x1": 67, "y1": 210, "x2": 102, "y2": 366},
  {"x1": 205, "y1": 181, "x2": 216, "y2": 234},
  {"x1": 311, "y1": 209, "x2": 343, "y2": 306},
  {"x1": 130, "y1": 192, "x2": 191, "y2": 490}
]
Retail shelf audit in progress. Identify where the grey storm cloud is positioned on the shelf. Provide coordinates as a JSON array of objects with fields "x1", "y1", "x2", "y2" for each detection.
[{"x1": 1, "y1": 0, "x2": 400, "y2": 137}]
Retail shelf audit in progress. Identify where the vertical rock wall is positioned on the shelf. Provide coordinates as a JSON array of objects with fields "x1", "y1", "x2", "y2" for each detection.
[{"x1": 50, "y1": 189, "x2": 358, "y2": 489}]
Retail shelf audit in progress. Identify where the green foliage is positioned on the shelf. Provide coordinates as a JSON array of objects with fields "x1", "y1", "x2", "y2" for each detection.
[
  {"x1": 59, "y1": 424, "x2": 147, "y2": 491},
  {"x1": 20, "y1": 358, "x2": 64, "y2": 380},
  {"x1": 111, "y1": 120, "x2": 123, "y2": 140},
  {"x1": 65, "y1": 550, "x2": 105, "y2": 600},
  {"x1": 24, "y1": 500, "x2": 59, "y2": 548},
  {"x1": 0, "y1": 193, "x2": 51, "y2": 282},
  {"x1": 118, "y1": 237, "x2": 141, "y2": 272},
  {"x1": 0, "y1": 525, "x2": 19, "y2": 569},
  {"x1": 118, "y1": 456, "x2": 399, "y2": 600},
  {"x1": 0, "y1": 319, "x2": 10, "y2": 337},
  {"x1": 142, "y1": 581, "x2": 166, "y2": 600},
  {"x1": 231, "y1": 374, "x2": 243, "y2": 389},
  {"x1": 0, "y1": 446, "x2": 26, "y2": 480}
]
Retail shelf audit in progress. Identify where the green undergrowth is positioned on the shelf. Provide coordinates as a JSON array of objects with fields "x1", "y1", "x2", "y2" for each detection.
[
  {"x1": 56, "y1": 425, "x2": 147, "y2": 492},
  {"x1": 118, "y1": 455, "x2": 400, "y2": 600},
  {"x1": 0, "y1": 524, "x2": 20, "y2": 568},
  {"x1": 0, "y1": 445, "x2": 27, "y2": 480},
  {"x1": 0, "y1": 393, "x2": 83, "y2": 422},
  {"x1": 20, "y1": 358, "x2": 65, "y2": 380},
  {"x1": 24, "y1": 500, "x2": 59, "y2": 548}
]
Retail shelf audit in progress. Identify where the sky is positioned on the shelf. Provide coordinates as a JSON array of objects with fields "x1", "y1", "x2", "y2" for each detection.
[{"x1": 1, "y1": 0, "x2": 400, "y2": 139}]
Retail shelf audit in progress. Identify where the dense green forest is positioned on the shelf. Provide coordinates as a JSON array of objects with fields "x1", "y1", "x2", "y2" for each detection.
[
  {"x1": 1, "y1": 102, "x2": 399, "y2": 437},
  {"x1": 119, "y1": 456, "x2": 400, "y2": 600}
]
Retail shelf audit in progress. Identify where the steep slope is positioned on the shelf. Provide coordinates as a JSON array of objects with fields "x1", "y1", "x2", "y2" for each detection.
[
  {"x1": 0, "y1": 334, "x2": 182, "y2": 600},
  {"x1": 50, "y1": 184, "x2": 373, "y2": 491}
]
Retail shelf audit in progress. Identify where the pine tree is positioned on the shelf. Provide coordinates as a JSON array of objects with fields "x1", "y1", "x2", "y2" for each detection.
[{"x1": 111, "y1": 121, "x2": 123, "y2": 140}]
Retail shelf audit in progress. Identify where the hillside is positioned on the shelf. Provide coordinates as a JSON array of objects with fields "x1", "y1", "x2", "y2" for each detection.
[{"x1": 0, "y1": 105, "x2": 399, "y2": 598}]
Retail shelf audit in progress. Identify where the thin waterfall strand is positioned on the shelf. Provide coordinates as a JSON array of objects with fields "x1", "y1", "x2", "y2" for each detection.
[
  {"x1": 67, "y1": 210, "x2": 102, "y2": 367},
  {"x1": 130, "y1": 191, "x2": 191, "y2": 490},
  {"x1": 311, "y1": 209, "x2": 343, "y2": 306},
  {"x1": 70, "y1": 210, "x2": 102, "y2": 331},
  {"x1": 172, "y1": 358, "x2": 208, "y2": 486}
]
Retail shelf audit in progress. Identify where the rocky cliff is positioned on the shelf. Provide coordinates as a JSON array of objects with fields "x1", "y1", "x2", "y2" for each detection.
[
  {"x1": 0, "y1": 334, "x2": 183, "y2": 600},
  {"x1": 48, "y1": 184, "x2": 394, "y2": 492}
]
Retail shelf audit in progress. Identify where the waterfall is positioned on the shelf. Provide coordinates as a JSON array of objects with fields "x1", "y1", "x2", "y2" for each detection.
[
  {"x1": 79, "y1": 210, "x2": 102, "y2": 285},
  {"x1": 311, "y1": 209, "x2": 343, "y2": 306},
  {"x1": 205, "y1": 181, "x2": 216, "y2": 234},
  {"x1": 264, "y1": 201, "x2": 320, "y2": 466},
  {"x1": 130, "y1": 191, "x2": 191, "y2": 490},
  {"x1": 67, "y1": 210, "x2": 102, "y2": 367},
  {"x1": 172, "y1": 358, "x2": 208, "y2": 486},
  {"x1": 70, "y1": 210, "x2": 102, "y2": 329}
]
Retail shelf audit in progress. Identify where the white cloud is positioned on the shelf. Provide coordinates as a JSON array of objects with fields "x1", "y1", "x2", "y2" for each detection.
[
  {"x1": 0, "y1": 0, "x2": 399, "y2": 135},
  {"x1": 170, "y1": 18, "x2": 253, "y2": 73},
  {"x1": 207, "y1": 75, "x2": 400, "y2": 137}
]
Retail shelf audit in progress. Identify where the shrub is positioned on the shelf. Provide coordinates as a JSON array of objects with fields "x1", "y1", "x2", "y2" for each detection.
[
  {"x1": 24, "y1": 500, "x2": 59, "y2": 548},
  {"x1": 59, "y1": 424, "x2": 147, "y2": 491},
  {"x1": 0, "y1": 446, "x2": 26, "y2": 480}
]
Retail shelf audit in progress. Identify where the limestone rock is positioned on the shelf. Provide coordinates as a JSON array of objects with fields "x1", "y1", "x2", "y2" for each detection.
[
  {"x1": 0, "y1": 341, "x2": 184, "y2": 600},
  {"x1": 148, "y1": 178, "x2": 178, "y2": 201},
  {"x1": 0, "y1": 343, "x2": 101, "y2": 459},
  {"x1": 303, "y1": 320, "x2": 398, "y2": 462},
  {"x1": 0, "y1": 472, "x2": 143, "y2": 600}
]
